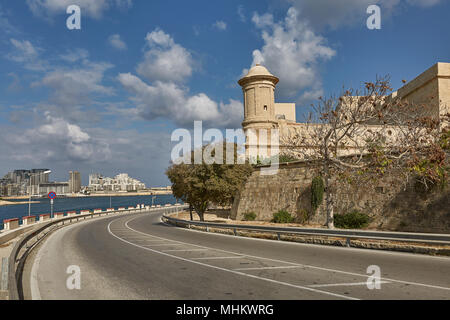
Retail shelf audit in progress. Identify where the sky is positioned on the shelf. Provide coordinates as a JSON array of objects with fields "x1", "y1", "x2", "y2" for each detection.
[{"x1": 0, "y1": 0, "x2": 449, "y2": 186}]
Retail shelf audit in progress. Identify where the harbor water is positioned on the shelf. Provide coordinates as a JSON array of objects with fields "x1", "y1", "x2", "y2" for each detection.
[{"x1": 0, "y1": 194, "x2": 177, "y2": 227}]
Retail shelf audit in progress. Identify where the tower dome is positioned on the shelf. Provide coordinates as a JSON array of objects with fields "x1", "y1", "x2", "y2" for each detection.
[{"x1": 238, "y1": 64, "x2": 279, "y2": 86}]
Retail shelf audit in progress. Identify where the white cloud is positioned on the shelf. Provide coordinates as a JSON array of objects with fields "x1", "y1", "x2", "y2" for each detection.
[
  {"x1": 26, "y1": 0, "x2": 133, "y2": 19},
  {"x1": 59, "y1": 48, "x2": 89, "y2": 62},
  {"x1": 35, "y1": 61, "x2": 114, "y2": 108},
  {"x1": 108, "y1": 34, "x2": 127, "y2": 50},
  {"x1": 288, "y1": 0, "x2": 377, "y2": 30},
  {"x1": 237, "y1": 5, "x2": 246, "y2": 22},
  {"x1": 6, "y1": 112, "x2": 111, "y2": 163},
  {"x1": 118, "y1": 73, "x2": 243, "y2": 126},
  {"x1": 119, "y1": 28, "x2": 244, "y2": 128},
  {"x1": 213, "y1": 20, "x2": 227, "y2": 31},
  {"x1": 0, "y1": 120, "x2": 174, "y2": 185},
  {"x1": 248, "y1": 7, "x2": 335, "y2": 104},
  {"x1": 7, "y1": 73, "x2": 22, "y2": 92},
  {"x1": 118, "y1": 72, "x2": 243, "y2": 127},
  {"x1": 287, "y1": 0, "x2": 442, "y2": 30},
  {"x1": 252, "y1": 12, "x2": 274, "y2": 28},
  {"x1": 8, "y1": 38, "x2": 46, "y2": 71},
  {"x1": 406, "y1": 0, "x2": 441, "y2": 6},
  {"x1": 0, "y1": 5, "x2": 19, "y2": 35},
  {"x1": 136, "y1": 29, "x2": 193, "y2": 83}
]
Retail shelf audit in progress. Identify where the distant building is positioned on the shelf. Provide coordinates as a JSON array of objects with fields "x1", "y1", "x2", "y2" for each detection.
[
  {"x1": 0, "y1": 168, "x2": 50, "y2": 196},
  {"x1": 89, "y1": 173, "x2": 102, "y2": 186},
  {"x1": 69, "y1": 171, "x2": 81, "y2": 193},
  {"x1": 38, "y1": 182, "x2": 69, "y2": 195},
  {"x1": 88, "y1": 173, "x2": 146, "y2": 192}
]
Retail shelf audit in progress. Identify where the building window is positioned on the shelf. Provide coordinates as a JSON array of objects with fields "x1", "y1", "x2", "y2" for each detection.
[{"x1": 264, "y1": 105, "x2": 267, "y2": 111}]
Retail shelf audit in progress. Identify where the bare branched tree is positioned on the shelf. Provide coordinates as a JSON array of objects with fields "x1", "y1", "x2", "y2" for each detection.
[{"x1": 282, "y1": 76, "x2": 449, "y2": 229}]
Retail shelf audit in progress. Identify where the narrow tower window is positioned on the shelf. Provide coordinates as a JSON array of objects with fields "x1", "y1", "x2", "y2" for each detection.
[{"x1": 264, "y1": 105, "x2": 268, "y2": 111}]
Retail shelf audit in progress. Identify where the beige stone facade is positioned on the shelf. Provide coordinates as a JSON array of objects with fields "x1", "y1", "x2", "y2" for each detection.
[
  {"x1": 230, "y1": 160, "x2": 450, "y2": 233},
  {"x1": 238, "y1": 62, "x2": 450, "y2": 160}
]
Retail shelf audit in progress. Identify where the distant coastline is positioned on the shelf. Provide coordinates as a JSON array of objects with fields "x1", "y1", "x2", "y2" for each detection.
[
  {"x1": 1, "y1": 191, "x2": 172, "y2": 202},
  {"x1": 69, "y1": 191, "x2": 172, "y2": 198},
  {"x1": 0, "y1": 200, "x2": 40, "y2": 206}
]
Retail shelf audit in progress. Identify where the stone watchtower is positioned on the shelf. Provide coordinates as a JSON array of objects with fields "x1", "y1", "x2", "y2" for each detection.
[{"x1": 238, "y1": 64, "x2": 280, "y2": 160}]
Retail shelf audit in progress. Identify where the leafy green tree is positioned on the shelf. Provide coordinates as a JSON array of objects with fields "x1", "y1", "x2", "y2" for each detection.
[{"x1": 166, "y1": 143, "x2": 253, "y2": 221}]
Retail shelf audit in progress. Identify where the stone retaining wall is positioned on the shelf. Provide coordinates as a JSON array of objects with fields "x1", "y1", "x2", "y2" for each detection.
[{"x1": 231, "y1": 161, "x2": 450, "y2": 233}]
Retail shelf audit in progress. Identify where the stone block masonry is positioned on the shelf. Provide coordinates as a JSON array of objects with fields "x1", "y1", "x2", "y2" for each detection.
[{"x1": 231, "y1": 161, "x2": 450, "y2": 233}]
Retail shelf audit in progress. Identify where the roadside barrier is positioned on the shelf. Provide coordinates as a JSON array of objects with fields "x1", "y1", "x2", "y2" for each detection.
[
  {"x1": 2, "y1": 203, "x2": 185, "y2": 300},
  {"x1": 162, "y1": 214, "x2": 450, "y2": 247}
]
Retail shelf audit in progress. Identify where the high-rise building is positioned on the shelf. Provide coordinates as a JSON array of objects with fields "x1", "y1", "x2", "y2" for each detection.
[
  {"x1": 0, "y1": 169, "x2": 50, "y2": 196},
  {"x1": 30, "y1": 169, "x2": 50, "y2": 185},
  {"x1": 69, "y1": 171, "x2": 81, "y2": 193},
  {"x1": 88, "y1": 173, "x2": 145, "y2": 192}
]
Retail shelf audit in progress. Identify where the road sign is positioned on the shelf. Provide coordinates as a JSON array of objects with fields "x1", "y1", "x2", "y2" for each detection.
[{"x1": 48, "y1": 191, "x2": 56, "y2": 199}]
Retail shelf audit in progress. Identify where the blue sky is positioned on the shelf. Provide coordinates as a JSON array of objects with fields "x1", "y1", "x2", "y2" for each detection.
[{"x1": 0, "y1": 0, "x2": 449, "y2": 186}]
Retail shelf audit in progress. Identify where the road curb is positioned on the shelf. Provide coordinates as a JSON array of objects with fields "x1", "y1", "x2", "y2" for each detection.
[{"x1": 163, "y1": 215, "x2": 450, "y2": 256}]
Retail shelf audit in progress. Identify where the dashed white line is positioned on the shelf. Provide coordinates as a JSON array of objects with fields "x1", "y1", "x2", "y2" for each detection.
[
  {"x1": 156, "y1": 217, "x2": 450, "y2": 293},
  {"x1": 234, "y1": 266, "x2": 303, "y2": 271},
  {"x1": 309, "y1": 281, "x2": 391, "y2": 288},
  {"x1": 192, "y1": 256, "x2": 245, "y2": 260},
  {"x1": 143, "y1": 243, "x2": 185, "y2": 247},
  {"x1": 109, "y1": 214, "x2": 450, "y2": 296},
  {"x1": 107, "y1": 219, "x2": 359, "y2": 300},
  {"x1": 162, "y1": 249, "x2": 209, "y2": 252}
]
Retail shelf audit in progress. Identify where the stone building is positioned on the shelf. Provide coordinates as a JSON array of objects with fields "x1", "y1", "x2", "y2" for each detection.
[
  {"x1": 238, "y1": 62, "x2": 450, "y2": 160},
  {"x1": 232, "y1": 62, "x2": 450, "y2": 231}
]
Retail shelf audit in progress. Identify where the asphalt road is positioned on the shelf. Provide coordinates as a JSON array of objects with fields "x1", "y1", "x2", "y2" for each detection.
[{"x1": 23, "y1": 210, "x2": 450, "y2": 300}]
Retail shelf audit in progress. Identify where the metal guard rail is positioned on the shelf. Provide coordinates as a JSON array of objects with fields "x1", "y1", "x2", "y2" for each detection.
[
  {"x1": 8, "y1": 205, "x2": 185, "y2": 300},
  {"x1": 162, "y1": 215, "x2": 450, "y2": 246}
]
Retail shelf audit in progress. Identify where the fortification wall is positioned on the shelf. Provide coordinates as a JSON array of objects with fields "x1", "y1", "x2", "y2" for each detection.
[{"x1": 231, "y1": 162, "x2": 450, "y2": 233}]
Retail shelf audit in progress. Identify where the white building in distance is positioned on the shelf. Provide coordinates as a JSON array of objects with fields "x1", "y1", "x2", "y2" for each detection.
[{"x1": 88, "y1": 173, "x2": 146, "y2": 192}]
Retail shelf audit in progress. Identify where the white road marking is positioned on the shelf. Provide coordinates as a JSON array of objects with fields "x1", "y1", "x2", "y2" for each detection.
[
  {"x1": 162, "y1": 249, "x2": 209, "y2": 252},
  {"x1": 192, "y1": 256, "x2": 246, "y2": 260},
  {"x1": 309, "y1": 281, "x2": 391, "y2": 288},
  {"x1": 157, "y1": 218, "x2": 450, "y2": 292},
  {"x1": 107, "y1": 219, "x2": 359, "y2": 300},
  {"x1": 143, "y1": 243, "x2": 186, "y2": 247},
  {"x1": 234, "y1": 265, "x2": 303, "y2": 271}
]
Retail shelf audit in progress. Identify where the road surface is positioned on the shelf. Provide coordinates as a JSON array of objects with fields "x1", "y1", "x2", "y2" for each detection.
[{"x1": 23, "y1": 210, "x2": 450, "y2": 300}]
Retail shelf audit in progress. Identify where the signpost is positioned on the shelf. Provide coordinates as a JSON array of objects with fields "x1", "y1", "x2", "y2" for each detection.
[{"x1": 48, "y1": 192, "x2": 56, "y2": 217}]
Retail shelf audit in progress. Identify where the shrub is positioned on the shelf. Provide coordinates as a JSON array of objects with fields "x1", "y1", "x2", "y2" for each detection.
[
  {"x1": 311, "y1": 176, "x2": 324, "y2": 212},
  {"x1": 272, "y1": 210, "x2": 294, "y2": 223},
  {"x1": 278, "y1": 154, "x2": 299, "y2": 163},
  {"x1": 334, "y1": 210, "x2": 370, "y2": 229},
  {"x1": 243, "y1": 212, "x2": 257, "y2": 221},
  {"x1": 297, "y1": 208, "x2": 310, "y2": 224}
]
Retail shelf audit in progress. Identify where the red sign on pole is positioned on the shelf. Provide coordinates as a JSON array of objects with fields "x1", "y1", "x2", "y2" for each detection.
[{"x1": 48, "y1": 191, "x2": 56, "y2": 199}]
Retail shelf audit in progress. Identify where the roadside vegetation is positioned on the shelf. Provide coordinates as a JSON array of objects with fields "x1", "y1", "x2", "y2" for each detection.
[
  {"x1": 166, "y1": 143, "x2": 253, "y2": 221},
  {"x1": 272, "y1": 210, "x2": 294, "y2": 223},
  {"x1": 243, "y1": 212, "x2": 256, "y2": 221},
  {"x1": 334, "y1": 210, "x2": 371, "y2": 229}
]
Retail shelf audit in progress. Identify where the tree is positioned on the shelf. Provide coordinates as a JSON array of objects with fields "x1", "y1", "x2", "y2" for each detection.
[
  {"x1": 166, "y1": 143, "x2": 253, "y2": 221},
  {"x1": 282, "y1": 77, "x2": 448, "y2": 229}
]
